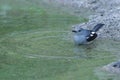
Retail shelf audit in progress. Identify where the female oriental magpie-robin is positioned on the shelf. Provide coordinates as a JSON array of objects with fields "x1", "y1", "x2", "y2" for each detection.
[{"x1": 72, "y1": 23, "x2": 104, "y2": 45}]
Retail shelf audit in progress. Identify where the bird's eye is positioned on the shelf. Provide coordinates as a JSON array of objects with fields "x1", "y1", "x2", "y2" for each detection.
[{"x1": 78, "y1": 30, "x2": 81, "y2": 32}]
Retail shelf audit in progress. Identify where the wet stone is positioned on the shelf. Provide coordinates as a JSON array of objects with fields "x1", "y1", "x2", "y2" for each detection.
[{"x1": 102, "y1": 61, "x2": 120, "y2": 74}]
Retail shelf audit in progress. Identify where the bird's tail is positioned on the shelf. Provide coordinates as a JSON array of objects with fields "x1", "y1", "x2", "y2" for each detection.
[{"x1": 92, "y1": 23, "x2": 104, "y2": 32}]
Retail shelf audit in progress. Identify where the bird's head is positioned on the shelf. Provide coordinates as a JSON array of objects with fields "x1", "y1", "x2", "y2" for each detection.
[{"x1": 72, "y1": 26, "x2": 83, "y2": 33}]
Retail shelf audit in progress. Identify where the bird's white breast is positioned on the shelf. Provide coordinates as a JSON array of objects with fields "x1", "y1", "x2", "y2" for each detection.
[{"x1": 73, "y1": 35, "x2": 87, "y2": 45}]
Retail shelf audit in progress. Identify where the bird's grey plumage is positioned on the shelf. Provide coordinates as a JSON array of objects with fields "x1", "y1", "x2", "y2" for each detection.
[
  {"x1": 73, "y1": 29, "x2": 91, "y2": 45},
  {"x1": 72, "y1": 23, "x2": 105, "y2": 45}
]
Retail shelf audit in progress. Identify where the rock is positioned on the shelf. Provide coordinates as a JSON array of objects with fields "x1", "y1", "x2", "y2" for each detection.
[
  {"x1": 47, "y1": 0, "x2": 120, "y2": 40},
  {"x1": 102, "y1": 61, "x2": 120, "y2": 74},
  {"x1": 71, "y1": 0, "x2": 120, "y2": 40}
]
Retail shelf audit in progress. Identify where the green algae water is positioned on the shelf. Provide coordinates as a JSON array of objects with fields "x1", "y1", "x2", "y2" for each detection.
[{"x1": 0, "y1": 0, "x2": 120, "y2": 80}]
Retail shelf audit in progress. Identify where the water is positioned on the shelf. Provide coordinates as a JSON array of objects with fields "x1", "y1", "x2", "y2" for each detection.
[
  {"x1": 0, "y1": 5, "x2": 11, "y2": 16},
  {"x1": 0, "y1": 0, "x2": 120, "y2": 80}
]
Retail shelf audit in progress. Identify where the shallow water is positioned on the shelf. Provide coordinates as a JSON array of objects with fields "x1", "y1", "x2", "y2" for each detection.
[{"x1": 0, "y1": 1, "x2": 120, "y2": 80}]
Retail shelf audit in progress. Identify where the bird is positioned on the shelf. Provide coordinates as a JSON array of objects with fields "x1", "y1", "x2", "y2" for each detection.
[{"x1": 72, "y1": 23, "x2": 105, "y2": 45}]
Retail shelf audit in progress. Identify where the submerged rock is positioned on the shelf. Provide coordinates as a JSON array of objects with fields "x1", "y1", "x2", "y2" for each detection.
[{"x1": 102, "y1": 61, "x2": 120, "y2": 74}]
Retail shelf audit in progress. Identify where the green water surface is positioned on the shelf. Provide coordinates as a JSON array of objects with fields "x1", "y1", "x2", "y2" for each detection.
[{"x1": 0, "y1": 0, "x2": 120, "y2": 80}]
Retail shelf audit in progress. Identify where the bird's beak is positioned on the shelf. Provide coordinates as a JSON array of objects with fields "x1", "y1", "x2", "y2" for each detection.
[{"x1": 72, "y1": 30, "x2": 77, "y2": 33}]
